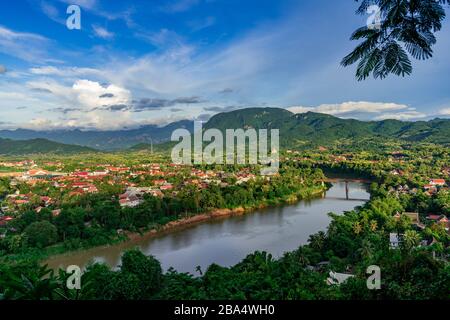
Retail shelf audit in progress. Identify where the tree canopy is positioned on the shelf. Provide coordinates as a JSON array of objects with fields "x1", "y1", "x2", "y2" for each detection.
[{"x1": 343, "y1": 0, "x2": 449, "y2": 80}]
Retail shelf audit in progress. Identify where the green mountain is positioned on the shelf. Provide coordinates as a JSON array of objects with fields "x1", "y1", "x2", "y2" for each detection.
[
  {"x1": 0, "y1": 120, "x2": 194, "y2": 151},
  {"x1": 0, "y1": 138, "x2": 97, "y2": 155},
  {"x1": 3, "y1": 108, "x2": 450, "y2": 153},
  {"x1": 204, "y1": 107, "x2": 450, "y2": 148}
]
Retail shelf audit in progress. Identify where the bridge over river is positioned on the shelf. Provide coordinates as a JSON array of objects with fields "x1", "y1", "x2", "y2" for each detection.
[{"x1": 320, "y1": 179, "x2": 371, "y2": 202}]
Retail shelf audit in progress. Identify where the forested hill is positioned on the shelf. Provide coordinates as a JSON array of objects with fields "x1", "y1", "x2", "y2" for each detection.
[
  {"x1": 0, "y1": 120, "x2": 194, "y2": 151},
  {"x1": 2, "y1": 108, "x2": 450, "y2": 152},
  {"x1": 0, "y1": 138, "x2": 97, "y2": 155},
  {"x1": 204, "y1": 108, "x2": 450, "y2": 147}
]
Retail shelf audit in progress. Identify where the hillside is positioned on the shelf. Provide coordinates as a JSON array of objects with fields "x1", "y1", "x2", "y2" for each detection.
[
  {"x1": 204, "y1": 108, "x2": 450, "y2": 148},
  {"x1": 2, "y1": 108, "x2": 450, "y2": 152},
  {"x1": 0, "y1": 120, "x2": 194, "y2": 151},
  {"x1": 0, "y1": 138, "x2": 97, "y2": 155}
]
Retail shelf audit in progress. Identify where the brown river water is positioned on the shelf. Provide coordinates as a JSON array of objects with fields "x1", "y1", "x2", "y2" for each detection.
[{"x1": 44, "y1": 180, "x2": 370, "y2": 274}]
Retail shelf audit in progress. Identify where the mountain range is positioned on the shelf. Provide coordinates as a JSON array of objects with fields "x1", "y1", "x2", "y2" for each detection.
[
  {"x1": 0, "y1": 138, "x2": 95, "y2": 156},
  {"x1": 0, "y1": 108, "x2": 449, "y2": 155},
  {"x1": 0, "y1": 120, "x2": 194, "y2": 151},
  {"x1": 205, "y1": 108, "x2": 450, "y2": 147}
]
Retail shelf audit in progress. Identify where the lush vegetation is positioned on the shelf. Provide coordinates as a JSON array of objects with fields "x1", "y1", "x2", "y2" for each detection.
[
  {"x1": 1, "y1": 109, "x2": 450, "y2": 154},
  {"x1": 0, "y1": 140, "x2": 450, "y2": 299},
  {"x1": 0, "y1": 120, "x2": 449, "y2": 300},
  {"x1": 1, "y1": 182, "x2": 448, "y2": 299},
  {"x1": 0, "y1": 162, "x2": 325, "y2": 264},
  {"x1": 0, "y1": 138, "x2": 96, "y2": 155},
  {"x1": 343, "y1": 0, "x2": 450, "y2": 80},
  {"x1": 0, "y1": 120, "x2": 194, "y2": 150},
  {"x1": 205, "y1": 108, "x2": 450, "y2": 148}
]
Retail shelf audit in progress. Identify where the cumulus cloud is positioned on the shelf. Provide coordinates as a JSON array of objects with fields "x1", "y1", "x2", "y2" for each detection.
[
  {"x1": 24, "y1": 79, "x2": 133, "y2": 129},
  {"x1": 72, "y1": 79, "x2": 131, "y2": 109}
]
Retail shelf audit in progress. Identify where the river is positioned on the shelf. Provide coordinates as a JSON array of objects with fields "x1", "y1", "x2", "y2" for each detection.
[{"x1": 44, "y1": 180, "x2": 370, "y2": 274}]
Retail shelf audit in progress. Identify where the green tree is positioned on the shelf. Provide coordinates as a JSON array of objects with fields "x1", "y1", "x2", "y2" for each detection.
[
  {"x1": 402, "y1": 229, "x2": 421, "y2": 251},
  {"x1": 24, "y1": 221, "x2": 58, "y2": 248},
  {"x1": 120, "y1": 249, "x2": 163, "y2": 299},
  {"x1": 343, "y1": 0, "x2": 449, "y2": 80}
]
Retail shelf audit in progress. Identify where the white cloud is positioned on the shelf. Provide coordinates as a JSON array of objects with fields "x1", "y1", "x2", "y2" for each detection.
[
  {"x1": 28, "y1": 79, "x2": 130, "y2": 111},
  {"x1": 72, "y1": 79, "x2": 130, "y2": 109},
  {"x1": 27, "y1": 79, "x2": 75, "y2": 99},
  {"x1": 59, "y1": 0, "x2": 98, "y2": 10},
  {"x1": 92, "y1": 25, "x2": 115, "y2": 39},
  {"x1": 438, "y1": 108, "x2": 450, "y2": 116},
  {"x1": 30, "y1": 66, "x2": 101, "y2": 77},
  {"x1": 22, "y1": 79, "x2": 133, "y2": 130},
  {"x1": 40, "y1": 1, "x2": 65, "y2": 24},
  {"x1": 373, "y1": 111, "x2": 427, "y2": 121},
  {"x1": 288, "y1": 101, "x2": 409, "y2": 116},
  {"x1": 0, "y1": 25, "x2": 51, "y2": 62},
  {"x1": 60, "y1": 0, "x2": 135, "y2": 24},
  {"x1": 26, "y1": 118, "x2": 55, "y2": 130}
]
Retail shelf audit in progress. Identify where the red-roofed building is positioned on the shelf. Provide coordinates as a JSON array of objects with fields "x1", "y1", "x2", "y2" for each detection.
[
  {"x1": 153, "y1": 179, "x2": 167, "y2": 186},
  {"x1": 0, "y1": 216, "x2": 14, "y2": 226},
  {"x1": 160, "y1": 183, "x2": 173, "y2": 191},
  {"x1": 427, "y1": 215, "x2": 441, "y2": 221},
  {"x1": 73, "y1": 171, "x2": 89, "y2": 178},
  {"x1": 26, "y1": 169, "x2": 49, "y2": 177},
  {"x1": 429, "y1": 179, "x2": 446, "y2": 186}
]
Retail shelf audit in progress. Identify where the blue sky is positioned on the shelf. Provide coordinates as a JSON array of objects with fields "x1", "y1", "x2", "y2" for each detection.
[{"x1": 0, "y1": 0, "x2": 449, "y2": 130}]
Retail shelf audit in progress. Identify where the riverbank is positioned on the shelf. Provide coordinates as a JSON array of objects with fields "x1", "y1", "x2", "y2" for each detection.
[
  {"x1": 41, "y1": 185, "x2": 328, "y2": 267},
  {"x1": 42, "y1": 180, "x2": 371, "y2": 273}
]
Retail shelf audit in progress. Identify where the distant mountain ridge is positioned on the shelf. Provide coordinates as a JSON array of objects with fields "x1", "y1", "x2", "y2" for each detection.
[
  {"x1": 0, "y1": 120, "x2": 194, "y2": 151},
  {"x1": 1, "y1": 108, "x2": 449, "y2": 151},
  {"x1": 0, "y1": 138, "x2": 96, "y2": 155}
]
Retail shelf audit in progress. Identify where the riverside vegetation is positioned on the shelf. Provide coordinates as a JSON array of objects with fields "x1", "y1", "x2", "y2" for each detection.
[{"x1": 0, "y1": 138, "x2": 449, "y2": 300}]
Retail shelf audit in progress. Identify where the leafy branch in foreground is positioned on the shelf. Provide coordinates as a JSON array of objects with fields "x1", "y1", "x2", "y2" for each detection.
[{"x1": 342, "y1": 0, "x2": 449, "y2": 80}]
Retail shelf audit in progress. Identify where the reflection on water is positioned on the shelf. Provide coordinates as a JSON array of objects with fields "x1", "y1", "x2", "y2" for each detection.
[{"x1": 45, "y1": 181, "x2": 369, "y2": 274}]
